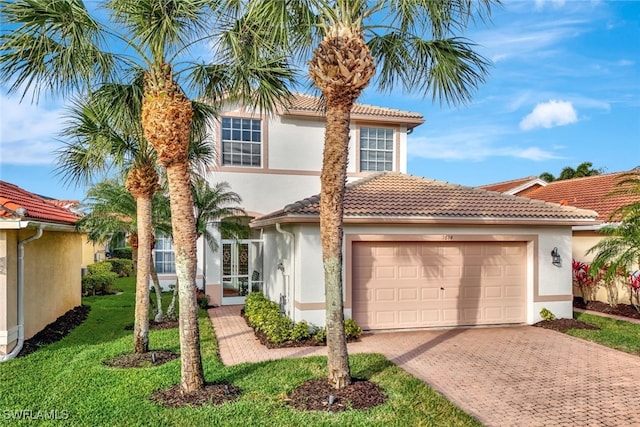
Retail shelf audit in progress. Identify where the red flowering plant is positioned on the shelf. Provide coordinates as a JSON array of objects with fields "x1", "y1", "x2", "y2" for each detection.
[
  {"x1": 194, "y1": 287, "x2": 211, "y2": 310},
  {"x1": 572, "y1": 260, "x2": 600, "y2": 303}
]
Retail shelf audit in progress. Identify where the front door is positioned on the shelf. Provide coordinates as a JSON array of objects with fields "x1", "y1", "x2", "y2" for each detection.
[{"x1": 221, "y1": 240, "x2": 263, "y2": 305}]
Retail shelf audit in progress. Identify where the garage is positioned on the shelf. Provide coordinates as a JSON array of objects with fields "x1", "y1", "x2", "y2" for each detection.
[
  {"x1": 252, "y1": 172, "x2": 599, "y2": 328},
  {"x1": 352, "y1": 240, "x2": 527, "y2": 330}
]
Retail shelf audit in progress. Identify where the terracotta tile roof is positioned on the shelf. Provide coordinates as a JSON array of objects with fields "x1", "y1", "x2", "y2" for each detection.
[
  {"x1": 252, "y1": 173, "x2": 598, "y2": 226},
  {"x1": 0, "y1": 181, "x2": 80, "y2": 225},
  {"x1": 477, "y1": 176, "x2": 546, "y2": 196},
  {"x1": 519, "y1": 171, "x2": 640, "y2": 221},
  {"x1": 280, "y1": 93, "x2": 425, "y2": 128}
]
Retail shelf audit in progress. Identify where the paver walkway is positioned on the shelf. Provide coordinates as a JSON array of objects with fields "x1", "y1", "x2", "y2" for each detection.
[{"x1": 208, "y1": 305, "x2": 640, "y2": 426}]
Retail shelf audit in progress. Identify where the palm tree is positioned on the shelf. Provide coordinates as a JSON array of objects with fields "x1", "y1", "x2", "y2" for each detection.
[
  {"x1": 541, "y1": 162, "x2": 603, "y2": 182},
  {"x1": 588, "y1": 171, "x2": 640, "y2": 284},
  {"x1": 1, "y1": 0, "x2": 294, "y2": 393},
  {"x1": 253, "y1": 0, "x2": 497, "y2": 388}
]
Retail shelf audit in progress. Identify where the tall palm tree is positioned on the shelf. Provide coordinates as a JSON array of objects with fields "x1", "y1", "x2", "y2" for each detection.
[
  {"x1": 1, "y1": 0, "x2": 294, "y2": 393},
  {"x1": 254, "y1": 0, "x2": 497, "y2": 389}
]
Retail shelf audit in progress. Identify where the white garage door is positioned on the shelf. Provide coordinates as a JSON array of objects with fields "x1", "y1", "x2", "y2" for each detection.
[{"x1": 352, "y1": 241, "x2": 526, "y2": 330}]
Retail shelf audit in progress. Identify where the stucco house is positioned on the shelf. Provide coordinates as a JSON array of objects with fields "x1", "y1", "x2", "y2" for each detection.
[
  {"x1": 251, "y1": 172, "x2": 598, "y2": 330},
  {"x1": 153, "y1": 93, "x2": 425, "y2": 306},
  {"x1": 479, "y1": 170, "x2": 640, "y2": 303},
  {"x1": 0, "y1": 181, "x2": 91, "y2": 360}
]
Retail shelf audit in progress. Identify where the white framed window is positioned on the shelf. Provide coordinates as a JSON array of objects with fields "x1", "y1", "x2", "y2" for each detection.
[
  {"x1": 359, "y1": 127, "x2": 394, "y2": 172},
  {"x1": 154, "y1": 235, "x2": 175, "y2": 274},
  {"x1": 221, "y1": 117, "x2": 262, "y2": 167}
]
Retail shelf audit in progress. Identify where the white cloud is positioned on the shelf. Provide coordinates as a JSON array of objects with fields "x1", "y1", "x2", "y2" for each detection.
[
  {"x1": 407, "y1": 126, "x2": 562, "y2": 162},
  {"x1": 519, "y1": 100, "x2": 578, "y2": 130},
  {"x1": 535, "y1": 0, "x2": 566, "y2": 11},
  {"x1": 0, "y1": 94, "x2": 65, "y2": 165}
]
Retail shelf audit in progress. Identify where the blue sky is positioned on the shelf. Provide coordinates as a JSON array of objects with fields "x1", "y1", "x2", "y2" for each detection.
[{"x1": 1, "y1": 0, "x2": 639, "y2": 201}]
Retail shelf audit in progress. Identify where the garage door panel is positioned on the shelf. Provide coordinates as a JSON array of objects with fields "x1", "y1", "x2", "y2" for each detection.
[{"x1": 353, "y1": 241, "x2": 526, "y2": 330}]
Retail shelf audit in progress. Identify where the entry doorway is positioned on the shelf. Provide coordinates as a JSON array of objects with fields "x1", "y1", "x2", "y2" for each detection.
[{"x1": 221, "y1": 239, "x2": 263, "y2": 305}]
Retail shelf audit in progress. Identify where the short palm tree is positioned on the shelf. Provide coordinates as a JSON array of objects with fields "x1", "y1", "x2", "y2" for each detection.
[
  {"x1": 588, "y1": 170, "x2": 640, "y2": 284},
  {"x1": 2, "y1": 0, "x2": 295, "y2": 393},
  {"x1": 254, "y1": 0, "x2": 498, "y2": 388}
]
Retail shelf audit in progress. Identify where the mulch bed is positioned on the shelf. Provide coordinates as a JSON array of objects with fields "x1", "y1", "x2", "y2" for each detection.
[
  {"x1": 103, "y1": 350, "x2": 179, "y2": 368},
  {"x1": 17, "y1": 305, "x2": 90, "y2": 357},
  {"x1": 151, "y1": 383, "x2": 241, "y2": 408},
  {"x1": 533, "y1": 298, "x2": 640, "y2": 332},
  {"x1": 573, "y1": 298, "x2": 640, "y2": 320},
  {"x1": 124, "y1": 319, "x2": 179, "y2": 331},
  {"x1": 287, "y1": 378, "x2": 387, "y2": 412}
]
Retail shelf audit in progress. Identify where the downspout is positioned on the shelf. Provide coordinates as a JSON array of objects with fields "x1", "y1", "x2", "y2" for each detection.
[
  {"x1": 1, "y1": 225, "x2": 44, "y2": 362},
  {"x1": 275, "y1": 223, "x2": 295, "y2": 322}
]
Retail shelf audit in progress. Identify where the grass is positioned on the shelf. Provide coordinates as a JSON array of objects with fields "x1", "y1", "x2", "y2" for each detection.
[
  {"x1": 569, "y1": 311, "x2": 640, "y2": 355},
  {"x1": 0, "y1": 277, "x2": 480, "y2": 427}
]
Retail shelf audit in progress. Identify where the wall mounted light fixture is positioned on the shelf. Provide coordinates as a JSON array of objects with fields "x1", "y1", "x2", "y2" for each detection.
[{"x1": 551, "y1": 247, "x2": 562, "y2": 267}]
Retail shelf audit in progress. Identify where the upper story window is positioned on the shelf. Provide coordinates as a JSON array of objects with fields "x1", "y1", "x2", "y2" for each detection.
[
  {"x1": 359, "y1": 127, "x2": 394, "y2": 172},
  {"x1": 221, "y1": 117, "x2": 262, "y2": 167},
  {"x1": 154, "y1": 235, "x2": 175, "y2": 274}
]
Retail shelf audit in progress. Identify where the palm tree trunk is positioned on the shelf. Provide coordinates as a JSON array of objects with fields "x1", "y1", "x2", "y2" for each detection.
[
  {"x1": 133, "y1": 196, "x2": 152, "y2": 353},
  {"x1": 165, "y1": 163, "x2": 205, "y2": 393},
  {"x1": 150, "y1": 252, "x2": 164, "y2": 322},
  {"x1": 321, "y1": 101, "x2": 353, "y2": 389}
]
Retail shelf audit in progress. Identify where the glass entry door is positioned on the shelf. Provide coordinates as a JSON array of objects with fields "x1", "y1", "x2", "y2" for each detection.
[{"x1": 222, "y1": 239, "x2": 263, "y2": 305}]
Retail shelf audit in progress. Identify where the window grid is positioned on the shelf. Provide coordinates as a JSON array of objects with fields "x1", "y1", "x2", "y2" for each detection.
[
  {"x1": 359, "y1": 127, "x2": 394, "y2": 172},
  {"x1": 154, "y1": 235, "x2": 175, "y2": 274},
  {"x1": 221, "y1": 117, "x2": 262, "y2": 167}
]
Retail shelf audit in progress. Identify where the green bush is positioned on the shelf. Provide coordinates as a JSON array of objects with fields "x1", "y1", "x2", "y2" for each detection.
[
  {"x1": 82, "y1": 271, "x2": 118, "y2": 295},
  {"x1": 344, "y1": 318, "x2": 363, "y2": 339},
  {"x1": 87, "y1": 261, "x2": 113, "y2": 275},
  {"x1": 111, "y1": 247, "x2": 132, "y2": 260},
  {"x1": 312, "y1": 326, "x2": 326, "y2": 343},
  {"x1": 108, "y1": 258, "x2": 133, "y2": 277},
  {"x1": 540, "y1": 308, "x2": 557, "y2": 321},
  {"x1": 244, "y1": 293, "x2": 364, "y2": 345}
]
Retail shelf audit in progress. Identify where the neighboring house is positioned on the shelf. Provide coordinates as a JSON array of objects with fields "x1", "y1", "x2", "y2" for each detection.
[
  {"x1": 480, "y1": 171, "x2": 640, "y2": 303},
  {"x1": 251, "y1": 173, "x2": 598, "y2": 330},
  {"x1": 154, "y1": 93, "x2": 425, "y2": 306},
  {"x1": 0, "y1": 181, "x2": 88, "y2": 360}
]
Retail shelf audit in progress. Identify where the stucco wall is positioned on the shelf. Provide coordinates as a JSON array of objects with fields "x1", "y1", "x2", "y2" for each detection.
[
  {"x1": 0, "y1": 227, "x2": 82, "y2": 355},
  {"x1": 259, "y1": 223, "x2": 575, "y2": 327}
]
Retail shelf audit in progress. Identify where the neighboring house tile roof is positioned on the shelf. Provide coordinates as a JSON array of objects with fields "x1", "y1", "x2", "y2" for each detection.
[
  {"x1": 518, "y1": 171, "x2": 640, "y2": 222},
  {"x1": 0, "y1": 181, "x2": 80, "y2": 225},
  {"x1": 280, "y1": 93, "x2": 425, "y2": 129},
  {"x1": 477, "y1": 176, "x2": 547, "y2": 196},
  {"x1": 252, "y1": 172, "x2": 598, "y2": 226}
]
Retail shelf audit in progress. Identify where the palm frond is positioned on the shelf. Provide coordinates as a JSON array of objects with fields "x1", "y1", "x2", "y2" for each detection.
[{"x1": 0, "y1": 0, "x2": 114, "y2": 101}]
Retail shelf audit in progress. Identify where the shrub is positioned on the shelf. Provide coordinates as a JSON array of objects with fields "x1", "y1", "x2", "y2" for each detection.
[
  {"x1": 82, "y1": 271, "x2": 118, "y2": 296},
  {"x1": 87, "y1": 261, "x2": 113, "y2": 275},
  {"x1": 108, "y1": 258, "x2": 133, "y2": 277},
  {"x1": 195, "y1": 287, "x2": 210, "y2": 309},
  {"x1": 291, "y1": 320, "x2": 311, "y2": 341},
  {"x1": 111, "y1": 247, "x2": 132, "y2": 260},
  {"x1": 539, "y1": 308, "x2": 556, "y2": 321},
  {"x1": 244, "y1": 292, "x2": 364, "y2": 346},
  {"x1": 344, "y1": 318, "x2": 363, "y2": 339},
  {"x1": 312, "y1": 326, "x2": 326, "y2": 343}
]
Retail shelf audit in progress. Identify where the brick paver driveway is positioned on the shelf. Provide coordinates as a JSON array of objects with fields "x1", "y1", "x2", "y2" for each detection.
[{"x1": 209, "y1": 306, "x2": 640, "y2": 426}]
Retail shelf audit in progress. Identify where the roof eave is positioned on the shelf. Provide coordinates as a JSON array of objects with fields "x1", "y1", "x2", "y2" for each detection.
[{"x1": 251, "y1": 214, "x2": 600, "y2": 228}]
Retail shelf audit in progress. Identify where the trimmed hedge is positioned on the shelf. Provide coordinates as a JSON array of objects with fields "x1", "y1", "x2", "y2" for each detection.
[
  {"x1": 87, "y1": 261, "x2": 113, "y2": 275},
  {"x1": 108, "y1": 258, "x2": 133, "y2": 277},
  {"x1": 111, "y1": 247, "x2": 132, "y2": 260},
  {"x1": 244, "y1": 292, "x2": 362, "y2": 345},
  {"x1": 82, "y1": 271, "x2": 118, "y2": 296}
]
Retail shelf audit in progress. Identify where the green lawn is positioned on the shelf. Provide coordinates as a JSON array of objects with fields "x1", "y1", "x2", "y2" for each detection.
[
  {"x1": 0, "y1": 277, "x2": 480, "y2": 427},
  {"x1": 570, "y1": 311, "x2": 640, "y2": 355}
]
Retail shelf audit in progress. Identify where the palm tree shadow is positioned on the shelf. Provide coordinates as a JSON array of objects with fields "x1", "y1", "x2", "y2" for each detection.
[{"x1": 390, "y1": 328, "x2": 467, "y2": 364}]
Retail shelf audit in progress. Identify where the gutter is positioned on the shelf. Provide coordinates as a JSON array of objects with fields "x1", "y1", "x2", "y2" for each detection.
[
  {"x1": 275, "y1": 223, "x2": 295, "y2": 322},
  {"x1": 0, "y1": 224, "x2": 44, "y2": 362}
]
